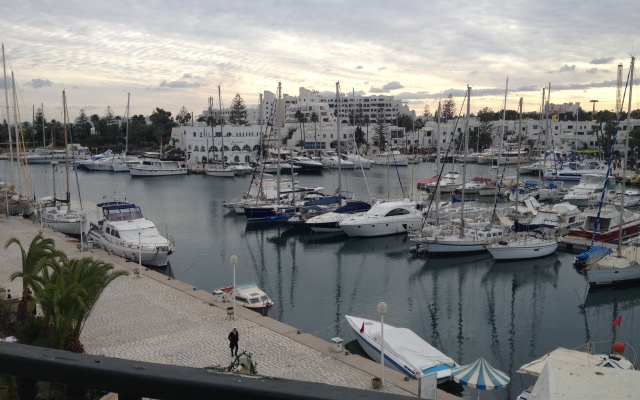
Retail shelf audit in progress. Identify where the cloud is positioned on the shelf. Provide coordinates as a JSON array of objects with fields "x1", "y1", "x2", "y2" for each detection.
[
  {"x1": 158, "y1": 80, "x2": 201, "y2": 89},
  {"x1": 559, "y1": 65, "x2": 576, "y2": 73},
  {"x1": 369, "y1": 81, "x2": 404, "y2": 93},
  {"x1": 590, "y1": 57, "x2": 614, "y2": 65},
  {"x1": 25, "y1": 78, "x2": 52, "y2": 88},
  {"x1": 586, "y1": 68, "x2": 599, "y2": 74},
  {"x1": 378, "y1": 67, "x2": 386, "y2": 71},
  {"x1": 355, "y1": 66, "x2": 363, "y2": 69},
  {"x1": 182, "y1": 73, "x2": 193, "y2": 78}
]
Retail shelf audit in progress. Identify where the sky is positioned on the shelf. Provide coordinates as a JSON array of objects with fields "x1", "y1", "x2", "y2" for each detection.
[{"x1": 1, "y1": 0, "x2": 638, "y2": 123}]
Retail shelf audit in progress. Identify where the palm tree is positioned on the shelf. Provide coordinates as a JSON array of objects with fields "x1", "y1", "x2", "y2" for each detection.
[
  {"x1": 6, "y1": 233, "x2": 58, "y2": 320},
  {"x1": 295, "y1": 110, "x2": 307, "y2": 153},
  {"x1": 33, "y1": 255, "x2": 128, "y2": 352},
  {"x1": 362, "y1": 115, "x2": 370, "y2": 154},
  {"x1": 310, "y1": 112, "x2": 319, "y2": 156}
]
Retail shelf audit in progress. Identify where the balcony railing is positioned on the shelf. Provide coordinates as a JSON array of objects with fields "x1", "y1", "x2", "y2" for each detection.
[{"x1": 0, "y1": 342, "x2": 412, "y2": 400}]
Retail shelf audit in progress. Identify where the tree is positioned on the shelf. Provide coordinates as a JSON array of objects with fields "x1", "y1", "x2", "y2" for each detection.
[
  {"x1": 6, "y1": 233, "x2": 58, "y2": 321},
  {"x1": 362, "y1": 115, "x2": 371, "y2": 154},
  {"x1": 310, "y1": 112, "x2": 319, "y2": 155},
  {"x1": 34, "y1": 255, "x2": 128, "y2": 351},
  {"x1": 176, "y1": 106, "x2": 192, "y2": 126},
  {"x1": 422, "y1": 104, "x2": 432, "y2": 119},
  {"x1": 229, "y1": 94, "x2": 248, "y2": 125},
  {"x1": 441, "y1": 94, "x2": 457, "y2": 121},
  {"x1": 74, "y1": 109, "x2": 93, "y2": 141},
  {"x1": 354, "y1": 126, "x2": 365, "y2": 149},
  {"x1": 373, "y1": 118, "x2": 387, "y2": 152},
  {"x1": 295, "y1": 110, "x2": 307, "y2": 152}
]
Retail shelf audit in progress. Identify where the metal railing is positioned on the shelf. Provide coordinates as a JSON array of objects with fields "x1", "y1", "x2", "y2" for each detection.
[{"x1": 0, "y1": 342, "x2": 412, "y2": 400}]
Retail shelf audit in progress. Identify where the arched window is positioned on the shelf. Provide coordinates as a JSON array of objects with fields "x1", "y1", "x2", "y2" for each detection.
[
  {"x1": 188, "y1": 145, "x2": 192, "y2": 150},
  {"x1": 234, "y1": 155, "x2": 240, "y2": 162},
  {"x1": 242, "y1": 145, "x2": 251, "y2": 151},
  {"x1": 232, "y1": 145, "x2": 241, "y2": 151},
  {"x1": 253, "y1": 145, "x2": 261, "y2": 151},
  {"x1": 211, "y1": 146, "x2": 219, "y2": 152},
  {"x1": 200, "y1": 146, "x2": 206, "y2": 151},
  {"x1": 208, "y1": 146, "x2": 214, "y2": 152},
  {"x1": 223, "y1": 145, "x2": 230, "y2": 152}
]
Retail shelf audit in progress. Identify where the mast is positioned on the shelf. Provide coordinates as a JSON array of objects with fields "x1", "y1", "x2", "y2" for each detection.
[
  {"x1": 435, "y1": 101, "x2": 441, "y2": 222},
  {"x1": 125, "y1": 93, "x2": 130, "y2": 154},
  {"x1": 515, "y1": 97, "x2": 524, "y2": 216},
  {"x1": 617, "y1": 56, "x2": 634, "y2": 253},
  {"x1": 41, "y1": 103, "x2": 45, "y2": 147},
  {"x1": 460, "y1": 85, "x2": 470, "y2": 236},
  {"x1": 218, "y1": 86, "x2": 225, "y2": 166},
  {"x1": 276, "y1": 82, "x2": 282, "y2": 201},
  {"x1": 208, "y1": 96, "x2": 214, "y2": 164},
  {"x1": 336, "y1": 81, "x2": 342, "y2": 196},
  {"x1": 63, "y1": 90, "x2": 70, "y2": 209},
  {"x1": 2, "y1": 44, "x2": 15, "y2": 182}
]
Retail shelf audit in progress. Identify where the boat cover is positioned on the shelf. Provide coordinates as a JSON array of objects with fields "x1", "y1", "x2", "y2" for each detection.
[
  {"x1": 370, "y1": 325, "x2": 456, "y2": 373},
  {"x1": 334, "y1": 201, "x2": 371, "y2": 214},
  {"x1": 574, "y1": 246, "x2": 613, "y2": 265},
  {"x1": 516, "y1": 348, "x2": 604, "y2": 376}
]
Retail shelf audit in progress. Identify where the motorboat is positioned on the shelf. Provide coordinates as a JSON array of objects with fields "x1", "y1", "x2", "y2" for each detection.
[
  {"x1": 562, "y1": 174, "x2": 617, "y2": 207},
  {"x1": 76, "y1": 150, "x2": 113, "y2": 170},
  {"x1": 290, "y1": 156, "x2": 324, "y2": 173},
  {"x1": 305, "y1": 200, "x2": 372, "y2": 232},
  {"x1": 567, "y1": 205, "x2": 640, "y2": 243},
  {"x1": 608, "y1": 190, "x2": 640, "y2": 208},
  {"x1": 87, "y1": 200, "x2": 175, "y2": 267},
  {"x1": 345, "y1": 315, "x2": 456, "y2": 383},
  {"x1": 112, "y1": 157, "x2": 143, "y2": 172},
  {"x1": 228, "y1": 162, "x2": 254, "y2": 176},
  {"x1": 204, "y1": 162, "x2": 235, "y2": 177},
  {"x1": 513, "y1": 201, "x2": 584, "y2": 236},
  {"x1": 321, "y1": 152, "x2": 357, "y2": 169},
  {"x1": 543, "y1": 160, "x2": 609, "y2": 181},
  {"x1": 129, "y1": 159, "x2": 187, "y2": 176},
  {"x1": 338, "y1": 199, "x2": 423, "y2": 237},
  {"x1": 422, "y1": 171, "x2": 463, "y2": 194},
  {"x1": 372, "y1": 150, "x2": 409, "y2": 166},
  {"x1": 214, "y1": 282, "x2": 274, "y2": 316},
  {"x1": 342, "y1": 153, "x2": 372, "y2": 169},
  {"x1": 486, "y1": 232, "x2": 558, "y2": 261},
  {"x1": 515, "y1": 345, "x2": 635, "y2": 400}
]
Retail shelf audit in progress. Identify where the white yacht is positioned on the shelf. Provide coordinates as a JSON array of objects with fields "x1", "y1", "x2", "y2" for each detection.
[
  {"x1": 129, "y1": 159, "x2": 187, "y2": 177},
  {"x1": 562, "y1": 174, "x2": 617, "y2": 207},
  {"x1": 338, "y1": 199, "x2": 423, "y2": 237},
  {"x1": 372, "y1": 150, "x2": 409, "y2": 166},
  {"x1": 544, "y1": 160, "x2": 608, "y2": 181},
  {"x1": 321, "y1": 152, "x2": 357, "y2": 169},
  {"x1": 87, "y1": 200, "x2": 174, "y2": 267}
]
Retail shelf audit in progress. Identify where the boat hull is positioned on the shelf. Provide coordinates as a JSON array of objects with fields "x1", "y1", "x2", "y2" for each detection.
[
  {"x1": 488, "y1": 239, "x2": 558, "y2": 261},
  {"x1": 339, "y1": 217, "x2": 422, "y2": 237},
  {"x1": 587, "y1": 267, "x2": 640, "y2": 286},
  {"x1": 42, "y1": 217, "x2": 89, "y2": 236}
]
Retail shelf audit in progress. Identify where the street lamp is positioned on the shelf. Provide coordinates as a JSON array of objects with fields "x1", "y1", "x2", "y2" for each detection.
[
  {"x1": 230, "y1": 255, "x2": 238, "y2": 320},
  {"x1": 138, "y1": 230, "x2": 142, "y2": 278},
  {"x1": 377, "y1": 302, "x2": 388, "y2": 386}
]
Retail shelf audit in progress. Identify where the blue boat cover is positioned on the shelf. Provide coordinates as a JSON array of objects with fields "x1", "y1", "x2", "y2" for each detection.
[
  {"x1": 334, "y1": 200, "x2": 371, "y2": 213},
  {"x1": 574, "y1": 246, "x2": 613, "y2": 262},
  {"x1": 303, "y1": 195, "x2": 342, "y2": 207}
]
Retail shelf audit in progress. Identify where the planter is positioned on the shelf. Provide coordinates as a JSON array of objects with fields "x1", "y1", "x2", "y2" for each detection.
[{"x1": 371, "y1": 377, "x2": 382, "y2": 390}]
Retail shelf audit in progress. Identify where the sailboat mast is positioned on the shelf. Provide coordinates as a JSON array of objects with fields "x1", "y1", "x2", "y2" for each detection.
[
  {"x1": 460, "y1": 85, "x2": 470, "y2": 235},
  {"x1": 218, "y1": 86, "x2": 224, "y2": 165},
  {"x1": 336, "y1": 82, "x2": 342, "y2": 195},
  {"x1": 618, "y1": 56, "x2": 634, "y2": 252},
  {"x1": 2, "y1": 44, "x2": 15, "y2": 182},
  {"x1": 63, "y1": 90, "x2": 70, "y2": 207},
  {"x1": 435, "y1": 101, "x2": 441, "y2": 221},
  {"x1": 125, "y1": 93, "x2": 130, "y2": 154},
  {"x1": 515, "y1": 97, "x2": 524, "y2": 212},
  {"x1": 276, "y1": 82, "x2": 282, "y2": 201}
]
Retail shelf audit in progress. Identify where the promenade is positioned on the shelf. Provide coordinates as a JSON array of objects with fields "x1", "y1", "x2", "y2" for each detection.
[{"x1": 0, "y1": 217, "x2": 458, "y2": 399}]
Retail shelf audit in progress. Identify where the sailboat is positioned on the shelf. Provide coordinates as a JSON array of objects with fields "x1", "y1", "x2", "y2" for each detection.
[
  {"x1": 583, "y1": 56, "x2": 640, "y2": 286},
  {"x1": 412, "y1": 86, "x2": 507, "y2": 255},
  {"x1": 39, "y1": 90, "x2": 88, "y2": 236},
  {"x1": 205, "y1": 86, "x2": 235, "y2": 177},
  {"x1": 486, "y1": 97, "x2": 558, "y2": 261}
]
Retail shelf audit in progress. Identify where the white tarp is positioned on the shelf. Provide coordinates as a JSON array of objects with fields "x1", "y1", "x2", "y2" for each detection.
[{"x1": 517, "y1": 348, "x2": 604, "y2": 376}]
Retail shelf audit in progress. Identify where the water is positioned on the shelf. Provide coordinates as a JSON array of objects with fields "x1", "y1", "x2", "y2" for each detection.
[{"x1": 4, "y1": 159, "x2": 640, "y2": 399}]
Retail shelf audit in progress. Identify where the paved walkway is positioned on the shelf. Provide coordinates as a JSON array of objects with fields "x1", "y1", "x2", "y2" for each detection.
[{"x1": 0, "y1": 217, "x2": 457, "y2": 399}]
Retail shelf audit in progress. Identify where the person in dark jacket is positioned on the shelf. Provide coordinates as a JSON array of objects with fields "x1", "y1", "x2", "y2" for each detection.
[{"x1": 228, "y1": 328, "x2": 239, "y2": 357}]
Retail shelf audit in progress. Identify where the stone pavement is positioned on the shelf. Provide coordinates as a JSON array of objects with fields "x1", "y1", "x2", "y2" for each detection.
[{"x1": 0, "y1": 217, "x2": 458, "y2": 399}]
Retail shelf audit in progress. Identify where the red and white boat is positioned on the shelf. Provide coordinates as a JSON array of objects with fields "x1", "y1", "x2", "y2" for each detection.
[{"x1": 567, "y1": 205, "x2": 640, "y2": 243}]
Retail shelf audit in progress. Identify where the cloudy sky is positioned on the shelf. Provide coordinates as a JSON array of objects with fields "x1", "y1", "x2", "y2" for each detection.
[{"x1": 1, "y1": 0, "x2": 638, "y2": 122}]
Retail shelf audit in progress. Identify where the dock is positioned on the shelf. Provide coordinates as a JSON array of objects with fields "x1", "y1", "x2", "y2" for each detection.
[{"x1": 0, "y1": 217, "x2": 458, "y2": 399}]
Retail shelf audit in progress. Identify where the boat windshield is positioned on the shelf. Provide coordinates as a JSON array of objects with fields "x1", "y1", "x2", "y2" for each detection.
[{"x1": 104, "y1": 207, "x2": 143, "y2": 221}]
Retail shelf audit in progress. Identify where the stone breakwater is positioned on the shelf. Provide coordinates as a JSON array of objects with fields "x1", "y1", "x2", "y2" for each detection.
[{"x1": 0, "y1": 217, "x2": 459, "y2": 398}]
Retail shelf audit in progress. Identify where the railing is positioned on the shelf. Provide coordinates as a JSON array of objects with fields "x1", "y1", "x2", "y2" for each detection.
[{"x1": 0, "y1": 342, "x2": 411, "y2": 400}]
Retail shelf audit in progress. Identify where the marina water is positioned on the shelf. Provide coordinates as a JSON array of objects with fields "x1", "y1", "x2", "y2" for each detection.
[{"x1": 4, "y1": 160, "x2": 640, "y2": 399}]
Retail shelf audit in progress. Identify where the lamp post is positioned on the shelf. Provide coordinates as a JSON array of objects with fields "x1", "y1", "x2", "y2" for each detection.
[
  {"x1": 377, "y1": 301, "x2": 388, "y2": 386},
  {"x1": 230, "y1": 255, "x2": 238, "y2": 320},
  {"x1": 138, "y1": 230, "x2": 142, "y2": 278}
]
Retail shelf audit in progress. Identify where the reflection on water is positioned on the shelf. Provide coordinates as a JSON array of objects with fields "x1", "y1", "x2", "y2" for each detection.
[{"x1": 9, "y1": 161, "x2": 640, "y2": 400}]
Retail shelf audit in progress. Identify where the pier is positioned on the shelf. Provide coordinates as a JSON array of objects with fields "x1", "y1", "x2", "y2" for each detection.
[{"x1": 0, "y1": 217, "x2": 458, "y2": 399}]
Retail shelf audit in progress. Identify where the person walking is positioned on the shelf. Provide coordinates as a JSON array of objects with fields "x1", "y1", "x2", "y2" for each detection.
[{"x1": 228, "y1": 327, "x2": 239, "y2": 357}]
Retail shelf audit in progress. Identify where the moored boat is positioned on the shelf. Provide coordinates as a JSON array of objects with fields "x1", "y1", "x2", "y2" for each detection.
[
  {"x1": 345, "y1": 315, "x2": 457, "y2": 383},
  {"x1": 87, "y1": 200, "x2": 174, "y2": 267},
  {"x1": 214, "y1": 281, "x2": 274, "y2": 316}
]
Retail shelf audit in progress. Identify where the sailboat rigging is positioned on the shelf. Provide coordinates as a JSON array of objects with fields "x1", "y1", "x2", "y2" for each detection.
[{"x1": 205, "y1": 86, "x2": 235, "y2": 177}]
